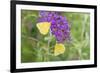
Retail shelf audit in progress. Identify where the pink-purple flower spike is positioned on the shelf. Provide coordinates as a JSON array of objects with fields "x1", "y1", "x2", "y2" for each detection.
[{"x1": 38, "y1": 11, "x2": 70, "y2": 43}]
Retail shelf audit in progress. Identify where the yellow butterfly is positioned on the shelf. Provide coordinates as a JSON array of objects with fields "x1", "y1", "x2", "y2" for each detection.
[
  {"x1": 54, "y1": 43, "x2": 65, "y2": 56},
  {"x1": 36, "y1": 22, "x2": 51, "y2": 35}
]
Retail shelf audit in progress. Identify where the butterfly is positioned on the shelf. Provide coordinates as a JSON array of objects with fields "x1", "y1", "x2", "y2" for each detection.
[
  {"x1": 36, "y1": 22, "x2": 51, "y2": 35},
  {"x1": 54, "y1": 43, "x2": 65, "y2": 56}
]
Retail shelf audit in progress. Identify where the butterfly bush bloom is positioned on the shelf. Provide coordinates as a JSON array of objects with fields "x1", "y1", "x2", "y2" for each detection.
[{"x1": 38, "y1": 11, "x2": 70, "y2": 43}]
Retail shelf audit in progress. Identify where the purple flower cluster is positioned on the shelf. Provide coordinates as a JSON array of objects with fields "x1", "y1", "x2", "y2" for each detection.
[
  {"x1": 38, "y1": 11, "x2": 70, "y2": 43},
  {"x1": 38, "y1": 11, "x2": 60, "y2": 22}
]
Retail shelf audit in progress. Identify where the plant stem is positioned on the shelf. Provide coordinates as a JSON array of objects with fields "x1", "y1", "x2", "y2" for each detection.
[
  {"x1": 22, "y1": 34, "x2": 45, "y2": 46},
  {"x1": 45, "y1": 30, "x2": 52, "y2": 61},
  {"x1": 79, "y1": 15, "x2": 88, "y2": 60}
]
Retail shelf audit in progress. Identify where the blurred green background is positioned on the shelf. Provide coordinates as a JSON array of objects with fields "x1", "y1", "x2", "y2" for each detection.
[{"x1": 21, "y1": 10, "x2": 90, "y2": 63}]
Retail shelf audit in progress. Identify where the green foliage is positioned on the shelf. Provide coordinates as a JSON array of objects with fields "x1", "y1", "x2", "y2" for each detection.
[{"x1": 21, "y1": 10, "x2": 90, "y2": 63}]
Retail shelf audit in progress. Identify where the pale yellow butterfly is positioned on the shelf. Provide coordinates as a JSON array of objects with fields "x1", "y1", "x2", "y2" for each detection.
[
  {"x1": 54, "y1": 43, "x2": 65, "y2": 56},
  {"x1": 36, "y1": 22, "x2": 51, "y2": 35}
]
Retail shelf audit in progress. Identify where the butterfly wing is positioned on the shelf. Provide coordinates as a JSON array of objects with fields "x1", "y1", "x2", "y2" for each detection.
[
  {"x1": 36, "y1": 22, "x2": 51, "y2": 35},
  {"x1": 54, "y1": 43, "x2": 65, "y2": 56}
]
